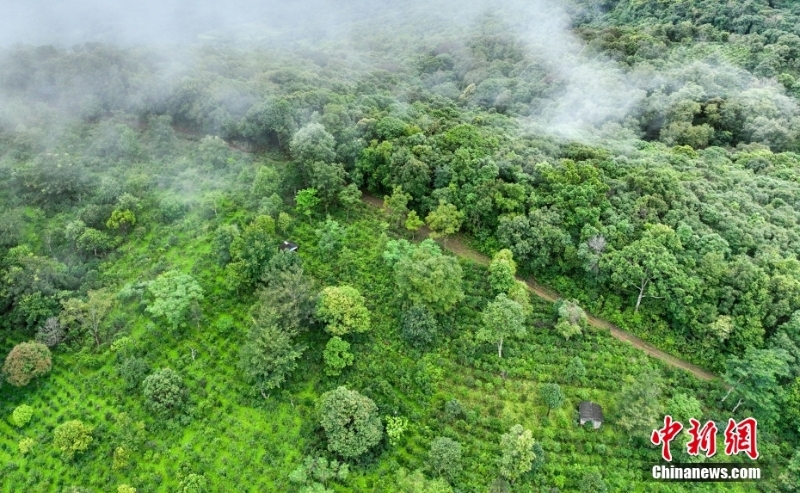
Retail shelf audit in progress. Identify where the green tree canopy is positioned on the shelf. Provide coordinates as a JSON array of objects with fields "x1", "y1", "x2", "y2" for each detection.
[
  {"x1": 318, "y1": 386, "x2": 383, "y2": 459},
  {"x1": 295, "y1": 188, "x2": 321, "y2": 218},
  {"x1": 665, "y1": 393, "x2": 704, "y2": 424},
  {"x1": 384, "y1": 186, "x2": 411, "y2": 229},
  {"x1": 616, "y1": 368, "x2": 665, "y2": 436},
  {"x1": 60, "y1": 289, "x2": 114, "y2": 348},
  {"x1": 477, "y1": 293, "x2": 526, "y2": 358},
  {"x1": 564, "y1": 356, "x2": 586, "y2": 384},
  {"x1": 146, "y1": 271, "x2": 204, "y2": 331},
  {"x1": 53, "y1": 420, "x2": 93, "y2": 460},
  {"x1": 316, "y1": 285, "x2": 371, "y2": 336},
  {"x1": 425, "y1": 200, "x2": 464, "y2": 243},
  {"x1": 77, "y1": 228, "x2": 115, "y2": 256},
  {"x1": 579, "y1": 471, "x2": 608, "y2": 493},
  {"x1": 2, "y1": 341, "x2": 52, "y2": 387},
  {"x1": 323, "y1": 336, "x2": 354, "y2": 377},
  {"x1": 405, "y1": 210, "x2": 424, "y2": 238},
  {"x1": 428, "y1": 436, "x2": 462, "y2": 480},
  {"x1": 142, "y1": 368, "x2": 188, "y2": 416},
  {"x1": 288, "y1": 455, "x2": 349, "y2": 491},
  {"x1": 226, "y1": 215, "x2": 277, "y2": 289},
  {"x1": 338, "y1": 184, "x2": 362, "y2": 220},
  {"x1": 539, "y1": 383, "x2": 565, "y2": 417},
  {"x1": 239, "y1": 305, "x2": 306, "y2": 393},
  {"x1": 554, "y1": 299, "x2": 588, "y2": 340},
  {"x1": 488, "y1": 249, "x2": 517, "y2": 295},
  {"x1": 386, "y1": 239, "x2": 464, "y2": 314},
  {"x1": 12, "y1": 404, "x2": 34, "y2": 427},
  {"x1": 721, "y1": 346, "x2": 792, "y2": 423},
  {"x1": 602, "y1": 224, "x2": 685, "y2": 313},
  {"x1": 401, "y1": 304, "x2": 439, "y2": 349},
  {"x1": 290, "y1": 123, "x2": 336, "y2": 165},
  {"x1": 394, "y1": 468, "x2": 453, "y2": 493},
  {"x1": 309, "y1": 161, "x2": 346, "y2": 210},
  {"x1": 498, "y1": 424, "x2": 537, "y2": 484}
]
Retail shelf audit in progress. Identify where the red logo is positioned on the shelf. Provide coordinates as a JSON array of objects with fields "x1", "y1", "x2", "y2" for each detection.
[
  {"x1": 724, "y1": 418, "x2": 759, "y2": 460},
  {"x1": 651, "y1": 415, "x2": 683, "y2": 461},
  {"x1": 686, "y1": 419, "x2": 718, "y2": 458},
  {"x1": 652, "y1": 416, "x2": 759, "y2": 461}
]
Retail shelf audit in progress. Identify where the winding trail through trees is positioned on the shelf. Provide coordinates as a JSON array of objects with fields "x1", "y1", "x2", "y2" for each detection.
[{"x1": 361, "y1": 192, "x2": 717, "y2": 381}]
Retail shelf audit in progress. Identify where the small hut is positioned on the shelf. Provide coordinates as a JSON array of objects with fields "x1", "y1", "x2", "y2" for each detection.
[
  {"x1": 279, "y1": 241, "x2": 299, "y2": 253},
  {"x1": 578, "y1": 401, "x2": 604, "y2": 429}
]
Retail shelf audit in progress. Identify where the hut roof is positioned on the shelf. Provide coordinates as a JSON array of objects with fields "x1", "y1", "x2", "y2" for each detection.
[
  {"x1": 279, "y1": 241, "x2": 299, "y2": 252},
  {"x1": 579, "y1": 401, "x2": 604, "y2": 422}
]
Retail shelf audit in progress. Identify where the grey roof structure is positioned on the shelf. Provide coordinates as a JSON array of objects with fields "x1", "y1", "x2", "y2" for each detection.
[
  {"x1": 279, "y1": 241, "x2": 299, "y2": 252},
  {"x1": 578, "y1": 401, "x2": 604, "y2": 425}
]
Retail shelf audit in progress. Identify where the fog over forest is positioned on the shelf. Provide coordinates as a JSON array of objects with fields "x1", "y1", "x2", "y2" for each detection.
[{"x1": 3, "y1": 0, "x2": 798, "y2": 145}]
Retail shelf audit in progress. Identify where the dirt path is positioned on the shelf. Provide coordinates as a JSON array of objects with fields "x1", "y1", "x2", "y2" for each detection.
[
  {"x1": 363, "y1": 192, "x2": 717, "y2": 381},
  {"x1": 177, "y1": 130, "x2": 717, "y2": 381}
]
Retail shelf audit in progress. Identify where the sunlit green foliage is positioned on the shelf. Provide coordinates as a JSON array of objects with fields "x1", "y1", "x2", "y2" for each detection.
[
  {"x1": 323, "y1": 336, "x2": 353, "y2": 377},
  {"x1": 11, "y1": 404, "x2": 34, "y2": 427},
  {"x1": 385, "y1": 239, "x2": 464, "y2": 313},
  {"x1": 53, "y1": 420, "x2": 93, "y2": 460},
  {"x1": 145, "y1": 271, "x2": 204, "y2": 331},
  {"x1": 316, "y1": 285, "x2": 371, "y2": 336},
  {"x1": 498, "y1": 424, "x2": 537, "y2": 484}
]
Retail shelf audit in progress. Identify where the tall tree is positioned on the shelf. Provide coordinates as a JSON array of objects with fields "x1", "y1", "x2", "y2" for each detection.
[
  {"x1": 394, "y1": 469, "x2": 453, "y2": 493},
  {"x1": 498, "y1": 424, "x2": 537, "y2": 484},
  {"x1": 289, "y1": 455, "x2": 349, "y2": 491},
  {"x1": 488, "y1": 249, "x2": 517, "y2": 295},
  {"x1": 429, "y1": 436, "x2": 462, "y2": 480},
  {"x1": 388, "y1": 239, "x2": 464, "y2": 314},
  {"x1": 665, "y1": 393, "x2": 703, "y2": 424},
  {"x1": 60, "y1": 289, "x2": 114, "y2": 348},
  {"x1": 318, "y1": 386, "x2": 383, "y2": 459},
  {"x1": 554, "y1": 299, "x2": 588, "y2": 340},
  {"x1": 579, "y1": 471, "x2": 608, "y2": 493},
  {"x1": 338, "y1": 184, "x2": 362, "y2": 220},
  {"x1": 602, "y1": 224, "x2": 685, "y2": 313},
  {"x1": 145, "y1": 272, "x2": 204, "y2": 331},
  {"x1": 323, "y1": 336, "x2": 354, "y2": 377},
  {"x1": 404, "y1": 210, "x2": 424, "y2": 239},
  {"x1": 384, "y1": 186, "x2": 412, "y2": 229},
  {"x1": 142, "y1": 368, "x2": 187, "y2": 417},
  {"x1": 239, "y1": 313, "x2": 306, "y2": 394},
  {"x1": 721, "y1": 346, "x2": 792, "y2": 422},
  {"x1": 564, "y1": 356, "x2": 586, "y2": 384},
  {"x1": 258, "y1": 262, "x2": 317, "y2": 331},
  {"x1": 616, "y1": 368, "x2": 665, "y2": 436},
  {"x1": 309, "y1": 161, "x2": 346, "y2": 211},
  {"x1": 477, "y1": 294, "x2": 526, "y2": 358},
  {"x1": 2, "y1": 341, "x2": 52, "y2": 386},
  {"x1": 295, "y1": 188, "x2": 321, "y2": 219},
  {"x1": 316, "y1": 285, "x2": 371, "y2": 336},
  {"x1": 226, "y1": 215, "x2": 277, "y2": 289},
  {"x1": 53, "y1": 420, "x2": 93, "y2": 460},
  {"x1": 425, "y1": 201, "x2": 464, "y2": 245},
  {"x1": 290, "y1": 123, "x2": 337, "y2": 166},
  {"x1": 316, "y1": 218, "x2": 346, "y2": 257},
  {"x1": 539, "y1": 383, "x2": 565, "y2": 417},
  {"x1": 401, "y1": 304, "x2": 439, "y2": 349}
]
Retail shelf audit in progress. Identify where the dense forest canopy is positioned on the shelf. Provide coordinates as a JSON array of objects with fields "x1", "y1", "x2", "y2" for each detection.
[{"x1": 1, "y1": 0, "x2": 799, "y2": 491}]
